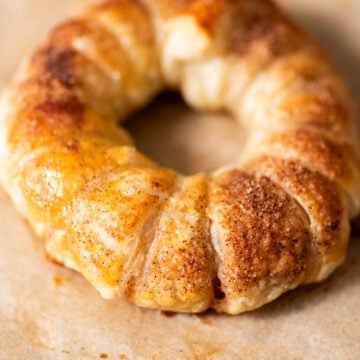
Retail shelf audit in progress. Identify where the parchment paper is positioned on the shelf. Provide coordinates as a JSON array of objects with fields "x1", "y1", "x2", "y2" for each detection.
[{"x1": 1, "y1": 1, "x2": 360, "y2": 359}]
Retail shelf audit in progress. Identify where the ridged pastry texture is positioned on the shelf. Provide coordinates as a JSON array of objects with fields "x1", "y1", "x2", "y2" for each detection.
[{"x1": 0, "y1": 0, "x2": 359, "y2": 314}]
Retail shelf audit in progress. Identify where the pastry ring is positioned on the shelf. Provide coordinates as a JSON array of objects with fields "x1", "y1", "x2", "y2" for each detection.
[{"x1": 1, "y1": 0, "x2": 359, "y2": 314}]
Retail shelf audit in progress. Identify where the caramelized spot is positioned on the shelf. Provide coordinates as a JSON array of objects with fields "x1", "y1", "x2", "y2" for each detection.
[
  {"x1": 36, "y1": 45, "x2": 78, "y2": 88},
  {"x1": 228, "y1": 0, "x2": 301, "y2": 57},
  {"x1": 35, "y1": 95, "x2": 83, "y2": 117},
  {"x1": 212, "y1": 276, "x2": 225, "y2": 300},
  {"x1": 14, "y1": 91, "x2": 85, "y2": 143},
  {"x1": 186, "y1": 0, "x2": 229, "y2": 34},
  {"x1": 161, "y1": 311, "x2": 177, "y2": 317}
]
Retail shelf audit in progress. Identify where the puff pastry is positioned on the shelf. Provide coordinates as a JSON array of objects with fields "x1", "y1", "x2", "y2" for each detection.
[{"x1": 0, "y1": 0, "x2": 359, "y2": 314}]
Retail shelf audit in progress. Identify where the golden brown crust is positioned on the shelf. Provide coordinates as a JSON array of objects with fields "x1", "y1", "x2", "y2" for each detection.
[
  {"x1": 0, "y1": 0, "x2": 358, "y2": 313},
  {"x1": 226, "y1": 0, "x2": 301, "y2": 56},
  {"x1": 46, "y1": 166, "x2": 178, "y2": 297},
  {"x1": 134, "y1": 174, "x2": 215, "y2": 312},
  {"x1": 251, "y1": 128, "x2": 360, "y2": 212},
  {"x1": 245, "y1": 156, "x2": 349, "y2": 280},
  {"x1": 209, "y1": 170, "x2": 310, "y2": 313}
]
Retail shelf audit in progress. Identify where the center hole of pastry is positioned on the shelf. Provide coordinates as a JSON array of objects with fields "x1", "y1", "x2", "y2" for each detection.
[{"x1": 124, "y1": 92, "x2": 246, "y2": 175}]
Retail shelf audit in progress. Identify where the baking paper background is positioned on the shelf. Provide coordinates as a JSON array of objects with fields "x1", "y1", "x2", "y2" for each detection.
[{"x1": 1, "y1": 1, "x2": 360, "y2": 359}]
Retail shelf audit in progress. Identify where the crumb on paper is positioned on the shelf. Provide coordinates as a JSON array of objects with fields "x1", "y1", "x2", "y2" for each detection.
[
  {"x1": 99, "y1": 354, "x2": 108, "y2": 359},
  {"x1": 53, "y1": 274, "x2": 65, "y2": 287},
  {"x1": 195, "y1": 314, "x2": 213, "y2": 326}
]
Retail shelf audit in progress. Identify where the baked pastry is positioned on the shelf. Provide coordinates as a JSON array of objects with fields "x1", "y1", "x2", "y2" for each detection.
[{"x1": 0, "y1": 0, "x2": 359, "y2": 314}]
